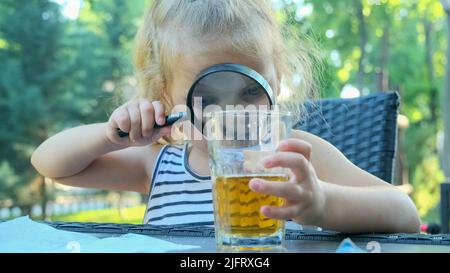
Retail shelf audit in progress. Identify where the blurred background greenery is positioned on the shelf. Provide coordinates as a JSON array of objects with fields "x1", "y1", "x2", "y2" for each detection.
[{"x1": 0, "y1": 0, "x2": 449, "y2": 226}]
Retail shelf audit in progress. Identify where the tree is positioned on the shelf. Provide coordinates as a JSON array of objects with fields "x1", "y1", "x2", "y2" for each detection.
[
  {"x1": 354, "y1": 0, "x2": 368, "y2": 90},
  {"x1": 0, "y1": 0, "x2": 148, "y2": 219},
  {"x1": 440, "y1": 0, "x2": 450, "y2": 180},
  {"x1": 0, "y1": 0, "x2": 69, "y2": 215},
  {"x1": 275, "y1": 0, "x2": 447, "y2": 220}
]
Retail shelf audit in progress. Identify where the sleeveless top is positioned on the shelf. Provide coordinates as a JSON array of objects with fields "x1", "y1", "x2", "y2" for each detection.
[{"x1": 143, "y1": 142, "x2": 214, "y2": 226}]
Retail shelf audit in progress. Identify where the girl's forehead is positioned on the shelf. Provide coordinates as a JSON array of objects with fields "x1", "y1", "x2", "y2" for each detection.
[
  {"x1": 175, "y1": 50, "x2": 276, "y2": 83},
  {"x1": 168, "y1": 49, "x2": 278, "y2": 103}
]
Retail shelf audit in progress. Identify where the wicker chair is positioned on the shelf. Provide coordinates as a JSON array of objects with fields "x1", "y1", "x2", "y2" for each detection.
[{"x1": 295, "y1": 91, "x2": 399, "y2": 183}]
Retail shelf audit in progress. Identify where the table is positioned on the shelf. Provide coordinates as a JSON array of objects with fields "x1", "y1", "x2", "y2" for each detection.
[{"x1": 44, "y1": 221, "x2": 450, "y2": 253}]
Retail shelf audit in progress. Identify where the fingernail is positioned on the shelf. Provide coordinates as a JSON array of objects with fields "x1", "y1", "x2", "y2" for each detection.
[
  {"x1": 250, "y1": 179, "x2": 261, "y2": 191},
  {"x1": 261, "y1": 206, "x2": 271, "y2": 215},
  {"x1": 158, "y1": 117, "x2": 165, "y2": 124}
]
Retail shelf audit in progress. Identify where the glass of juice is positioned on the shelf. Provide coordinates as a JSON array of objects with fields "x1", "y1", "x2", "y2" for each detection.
[{"x1": 205, "y1": 109, "x2": 292, "y2": 251}]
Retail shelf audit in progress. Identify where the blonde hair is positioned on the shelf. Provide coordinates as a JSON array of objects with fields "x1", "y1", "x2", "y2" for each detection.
[{"x1": 133, "y1": 0, "x2": 320, "y2": 143}]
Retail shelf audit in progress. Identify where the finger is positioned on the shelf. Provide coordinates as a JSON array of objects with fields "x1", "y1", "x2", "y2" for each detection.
[
  {"x1": 152, "y1": 126, "x2": 172, "y2": 142},
  {"x1": 260, "y1": 205, "x2": 300, "y2": 220},
  {"x1": 107, "y1": 117, "x2": 129, "y2": 145},
  {"x1": 139, "y1": 100, "x2": 155, "y2": 138},
  {"x1": 127, "y1": 104, "x2": 142, "y2": 142},
  {"x1": 150, "y1": 126, "x2": 173, "y2": 142},
  {"x1": 152, "y1": 101, "x2": 165, "y2": 126},
  {"x1": 113, "y1": 107, "x2": 131, "y2": 133},
  {"x1": 261, "y1": 151, "x2": 312, "y2": 182},
  {"x1": 277, "y1": 139, "x2": 312, "y2": 161},
  {"x1": 249, "y1": 179, "x2": 303, "y2": 201}
]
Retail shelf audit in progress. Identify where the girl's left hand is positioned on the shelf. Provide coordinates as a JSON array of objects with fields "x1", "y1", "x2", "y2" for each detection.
[{"x1": 249, "y1": 138, "x2": 326, "y2": 227}]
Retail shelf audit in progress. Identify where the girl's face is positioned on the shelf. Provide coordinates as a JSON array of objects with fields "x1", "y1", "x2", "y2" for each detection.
[{"x1": 168, "y1": 49, "x2": 279, "y2": 108}]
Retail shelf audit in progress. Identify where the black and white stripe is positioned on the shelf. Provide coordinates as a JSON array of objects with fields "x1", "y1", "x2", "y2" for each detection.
[{"x1": 143, "y1": 143, "x2": 214, "y2": 226}]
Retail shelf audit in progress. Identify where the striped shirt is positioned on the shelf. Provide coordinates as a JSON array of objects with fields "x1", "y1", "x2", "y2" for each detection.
[{"x1": 143, "y1": 142, "x2": 214, "y2": 226}]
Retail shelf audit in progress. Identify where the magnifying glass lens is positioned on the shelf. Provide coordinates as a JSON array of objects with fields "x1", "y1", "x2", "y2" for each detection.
[
  {"x1": 191, "y1": 71, "x2": 270, "y2": 112},
  {"x1": 186, "y1": 63, "x2": 275, "y2": 133}
]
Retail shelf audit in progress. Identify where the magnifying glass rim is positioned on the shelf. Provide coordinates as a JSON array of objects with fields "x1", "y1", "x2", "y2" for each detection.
[{"x1": 186, "y1": 63, "x2": 276, "y2": 126}]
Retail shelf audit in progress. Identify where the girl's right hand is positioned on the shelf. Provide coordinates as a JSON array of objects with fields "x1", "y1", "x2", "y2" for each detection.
[{"x1": 105, "y1": 99, "x2": 172, "y2": 148}]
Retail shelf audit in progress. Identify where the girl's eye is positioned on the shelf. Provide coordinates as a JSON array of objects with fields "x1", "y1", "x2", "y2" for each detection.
[{"x1": 241, "y1": 85, "x2": 264, "y2": 102}]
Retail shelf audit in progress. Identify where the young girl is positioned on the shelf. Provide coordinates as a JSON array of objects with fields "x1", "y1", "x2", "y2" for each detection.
[{"x1": 31, "y1": 0, "x2": 420, "y2": 233}]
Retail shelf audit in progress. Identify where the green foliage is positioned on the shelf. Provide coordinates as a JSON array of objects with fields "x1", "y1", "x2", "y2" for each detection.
[
  {"x1": 0, "y1": 161, "x2": 19, "y2": 201},
  {"x1": 275, "y1": 0, "x2": 447, "y2": 220},
  {"x1": 0, "y1": 0, "x2": 146, "y2": 211},
  {"x1": 412, "y1": 156, "x2": 445, "y2": 217}
]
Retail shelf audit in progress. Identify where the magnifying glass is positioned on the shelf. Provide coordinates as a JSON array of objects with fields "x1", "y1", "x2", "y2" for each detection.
[{"x1": 117, "y1": 63, "x2": 275, "y2": 137}]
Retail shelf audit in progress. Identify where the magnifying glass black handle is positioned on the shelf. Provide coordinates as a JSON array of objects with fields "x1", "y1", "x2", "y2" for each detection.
[{"x1": 117, "y1": 112, "x2": 185, "y2": 138}]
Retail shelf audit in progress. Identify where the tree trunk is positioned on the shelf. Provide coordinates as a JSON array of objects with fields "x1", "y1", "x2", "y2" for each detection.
[
  {"x1": 377, "y1": 25, "x2": 390, "y2": 91},
  {"x1": 424, "y1": 20, "x2": 438, "y2": 127},
  {"x1": 41, "y1": 176, "x2": 47, "y2": 220},
  {"x1": 443, "y1": 13, "x2": 450, "y2": 178},
  {"x1": 394, "y1": 84, "x2": 408, "y2": 186},
  {"x1": 118, "y1": 192, "x2": 124, "y2": 220},
  {"x1": 20, "y1": 206, "x2": 31, "y2": 217},
  {"x1": 355, "y1": 0, "x2": 367, "y2": 90}
]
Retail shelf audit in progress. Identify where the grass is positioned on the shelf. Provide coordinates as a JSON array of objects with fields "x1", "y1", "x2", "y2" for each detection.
[{"x1": 51, "y1": 205, "x2": 146, "y2": 224}]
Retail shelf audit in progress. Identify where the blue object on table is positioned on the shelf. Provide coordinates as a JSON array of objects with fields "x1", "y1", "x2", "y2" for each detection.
[
  {"x1": 0, "y1": 216, "x2": 199, "y2": 253},
  {"x1": 336, "y1": 238, "x2": 367, "y2": 253}
]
